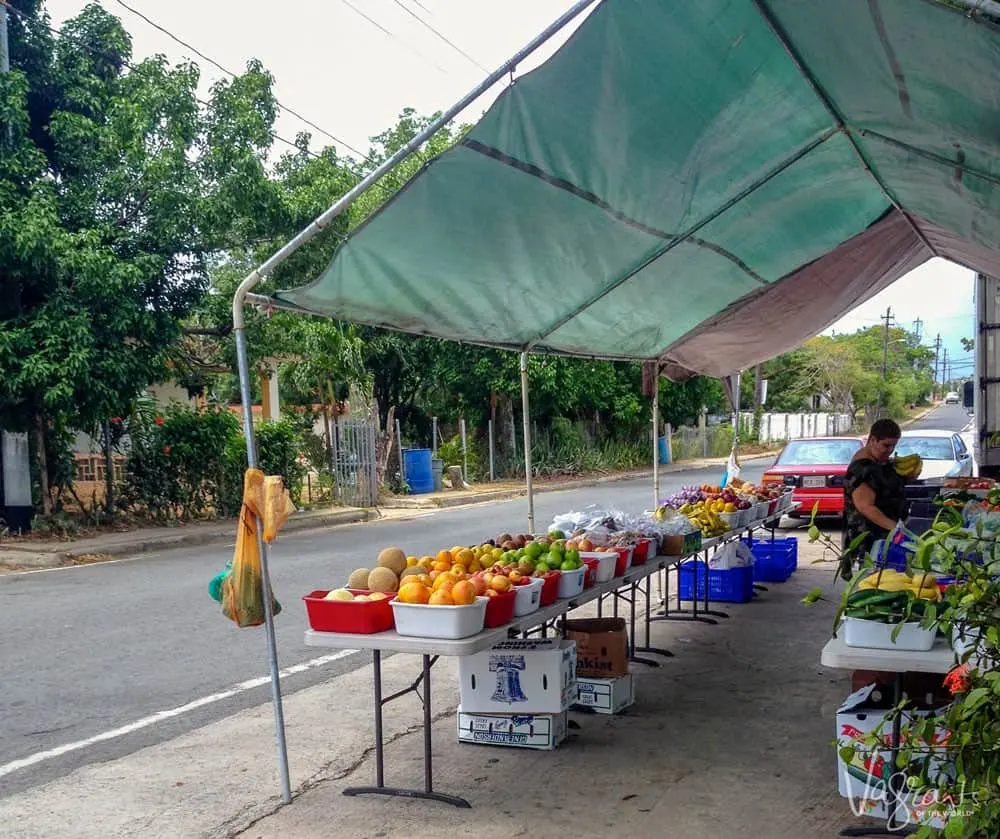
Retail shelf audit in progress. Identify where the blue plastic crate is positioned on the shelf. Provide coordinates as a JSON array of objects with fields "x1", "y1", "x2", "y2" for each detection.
[
  {"x1": 743, "y1": 536, "x2": 798, "y2": 576},
  {"x1": 677, "y1": 561, "x2": 754, "y2": 603}
]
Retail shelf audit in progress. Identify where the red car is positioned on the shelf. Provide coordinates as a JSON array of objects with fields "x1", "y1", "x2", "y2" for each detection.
[{"x1": 762, "y1": 437, "x2": 864, "y2": 518}]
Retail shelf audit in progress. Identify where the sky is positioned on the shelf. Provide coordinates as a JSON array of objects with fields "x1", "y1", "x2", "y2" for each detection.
[{"x1": 40, "y1": 0, "x2": 976, "y2": 378}]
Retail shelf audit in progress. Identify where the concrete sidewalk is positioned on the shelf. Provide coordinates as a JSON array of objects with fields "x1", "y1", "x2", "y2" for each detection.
[
  {"x1": 0, "y1": 539, "x2": 868, "y2": 839},
  {"x1": 0, "y1": 450, "x2": 778, "y2": 570}
]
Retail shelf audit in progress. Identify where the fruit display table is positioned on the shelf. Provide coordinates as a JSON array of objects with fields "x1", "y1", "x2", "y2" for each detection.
[
  {"x1": 304, "y1": 524, "x2": 778, "y2": 808},
  {"x1": 820, "y1": 635, "x2": 955, "y2": 836}
]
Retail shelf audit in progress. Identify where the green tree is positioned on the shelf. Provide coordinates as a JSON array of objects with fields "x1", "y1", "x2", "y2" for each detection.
[{"x1": 0, "y1": 2, "x2": 281, "y2": 513}]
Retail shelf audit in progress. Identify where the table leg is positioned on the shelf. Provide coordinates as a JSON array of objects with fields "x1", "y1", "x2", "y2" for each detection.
[
  {"x1": 700, "y1": 545, "x2": 730, "y2": 619},
  {"x1": 344, "y1": 653, "x2": 470, "y2": 808},
  {"x1": 627, "y1": 580, "x2": 661, "y2": 667},
  {"x1": 634, "y1": 573, "x2": 672, "y2": 658},
  {"x1": 658, "y1": 561, "x2": 718, "y2": 625}
]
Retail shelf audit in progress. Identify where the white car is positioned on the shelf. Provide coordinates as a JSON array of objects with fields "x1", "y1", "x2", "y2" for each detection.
[
  {"x1": 895, "y1": 429, "x2": 973, "y2": 480},
  {"x1": 944, "y1": 391, "x2": 960, "y2": 404}
]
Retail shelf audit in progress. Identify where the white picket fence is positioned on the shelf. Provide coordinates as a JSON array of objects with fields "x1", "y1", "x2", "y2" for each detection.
[{"x1": 742, "y1": 411, "x2": 855, "y2": 442}]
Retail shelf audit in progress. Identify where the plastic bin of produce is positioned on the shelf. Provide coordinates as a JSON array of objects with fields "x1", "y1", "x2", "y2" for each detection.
[
  {"x1": 303, "y1": 589, "x2": 396, "y2": 634},
  {"x1": 841, "y1": 617, "x2": 936, "y2": 651},
  {"x1": 513, "y1": 578, "x2": 544, "y2": 617},
  {"x1": 580, "y1": 552, "x2": 616, "y2": 583},
  {"x1": 483, "y1": 590, "x2": 517, "y2": 628},
  {"x1": 632, "y1": 540, "x2": 650, "y2": 564},
  {"x1": 581, "y1": 558, "x2": 599, "y2": 588},
  {"x1": 718, "y1": 511, "x2": 739, "y2": 531},
  {"x1": 538, "y1": 571, "x2": 561, "y2": 606},
  {"x1": 557, "y1": 565, "x2": 587, "y2": 599},
  {"x1": 611, "y1": 544, "x2": 637, "y2": 568},
  {"x1": 677, "y1": 561, "x2": 753, "y2": 604},
  {"x1": 767, "y1": 498, "x2": 778, "y2": 516},
  {"x1": 391, "y1": 597, "x2": 488, "y2": 639}
]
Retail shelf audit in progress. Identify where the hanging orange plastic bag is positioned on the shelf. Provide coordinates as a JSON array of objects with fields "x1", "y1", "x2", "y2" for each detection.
[{"x1": 221, "y1": 469, "x2": 290, "y2": 628}]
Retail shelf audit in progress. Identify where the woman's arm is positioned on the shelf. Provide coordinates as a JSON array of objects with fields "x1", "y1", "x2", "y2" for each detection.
[{"x1": 851, "y1": 482, "x2": 898, "y2": 532}]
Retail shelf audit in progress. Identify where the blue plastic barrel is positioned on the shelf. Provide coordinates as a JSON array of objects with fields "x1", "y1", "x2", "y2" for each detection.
[
  {"x1": 403, "y1": 448, "x2": 435, "y2": 494},
  {"x1": 657, "y1": 436, "x2": 671, "y2": 465}
]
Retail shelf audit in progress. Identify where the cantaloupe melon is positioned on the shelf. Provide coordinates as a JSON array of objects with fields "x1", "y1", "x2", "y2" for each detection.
[
  {"x1": 347, "y1": 568, "x2": 371, "y2": 589},
  {"x1": 367, "y1": 566, "x2": 399, "y2": 593},
  {"x1": 377, "y1": 547, "x2": 407, "y2": 576}
]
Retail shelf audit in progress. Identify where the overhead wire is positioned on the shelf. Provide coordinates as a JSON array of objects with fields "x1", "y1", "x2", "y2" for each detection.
[
  {"x1": 1, "y1": 0, "x2": 335, "y2": 164},
  {"x1": 388, "y1": 0, "x2": 491, "y2": 73},
  {"x1": 108, "y1": 0, "x2": 373, "y2": 164},
  {"x1": 338, "y1": 0, "x2": 450, "y2": 74}
]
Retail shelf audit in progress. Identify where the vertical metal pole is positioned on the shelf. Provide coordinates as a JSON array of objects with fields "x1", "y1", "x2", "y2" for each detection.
[
  {"x1": 432, "y1": 416, "x2": 438, "y2": 455},
  {"x1": 460, "y1": 417, "x2": 468, "y2": 482},
  {"x1": 488, "y1": 419, "x2": 495, "y2": 481},
  {"x1": 520, "y1": 353, "x2": 535, "y2": 535},
  {"x1": 652, "y1": 369, "x2": 660, "y2": 509},
  {"x1": 395, "y1": 418, "x2": 405, "y2": 488},
  {"x1": 732, "y1": 371, "x2": 742, "y2": 449},
  {"x1": 234, "y1": 329, "x2": 291, "y2": 804},
  {"x1": 422, "y1": 655, "x2": 433, "y2": 793},
  {"x1": 1, "y1": 2, "x2": 11, "y2": 146}
]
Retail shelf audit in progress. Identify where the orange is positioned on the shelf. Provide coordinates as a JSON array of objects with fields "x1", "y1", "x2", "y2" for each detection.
[
  {"x1": 406, "y1": 556, "x2": 419, "y2": 567},
  {"x1": 419, "y1": 556, "x2": 434, "y2": 569},
  {"x1": 490, "y1": 575, "x2": 512, "y2": 593},
  {"x1": 455, "y1": 548, "x2": 475, "y2": 566},
  {"x1": 433, "y1": 575, "x2": 455, "y2": 592},
  {"x1": 450, "y1": 545, "x2": 465, "y2": 558},
  {"x1": 449, "y1": 564, "x2": 467, "y2": 578},
  {"x1": 429, "y1": 589, "x2": 454, "y2": 606},
  {"x1": 415, "y1": 573, "x2": 432, "y2": 587},
  {"x1": 397, "y1": 582, "x2": 431, "y2": 605},
  {"x1": 451, "y1": 580, "x2": 476, "y2": 606},
  {"x1": 436, "y1": 550, "x2": 452, "y2": 564},
  {"x1": 468, "y1": 559, "x2": 483, "y2": 573},
  {"x1": 432, "y1": 560, "x2": 451, "y2": 573}
]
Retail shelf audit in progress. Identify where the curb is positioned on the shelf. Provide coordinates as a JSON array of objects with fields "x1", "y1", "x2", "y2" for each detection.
[{"x1": 0, "y1": 508, "x2": 375, "y2": 570}]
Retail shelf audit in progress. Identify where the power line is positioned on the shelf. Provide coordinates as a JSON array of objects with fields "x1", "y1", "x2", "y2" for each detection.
[
  {"x1": 389, "y1": 0, "x2": 490, "y2": 73},
  {"x1": 2, "y1": 1, "x2": 329, "y2": 163},
  {"x1": 405, "y1": 0, "x2": 433, "y2": 15},
  {"x1": 339, "y1": 0, "x2": 449, "y2": 74},
  {"x1": 109, "y1": 0, "x2": 372, "y2": 163}
]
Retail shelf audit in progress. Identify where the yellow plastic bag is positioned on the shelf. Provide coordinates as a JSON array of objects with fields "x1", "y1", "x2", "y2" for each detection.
[{"x1": 221, "y1": 469, "x2": 294, "y2": 628}]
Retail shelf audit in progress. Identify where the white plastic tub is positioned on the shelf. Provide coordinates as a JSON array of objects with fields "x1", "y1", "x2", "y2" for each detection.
[
  {"x1": 391, "y1": 597, "x2": 488, "y2": 639},
  {"x1": 513, "y1": 578, "x2": 544, "y2": 617},
  {"x1": 556, "y1": 565, "x2": 587, "y2": 599},
  {"x1": 841, "y1": 617, "x2": 936, "y2": 651},
  {"x1": 737, "y1": 507, "x2": 755, "y2": 528},
  {"x1": 579, "y1": 551, "x2": 616, "y2": 582},
  {"x1": 718, "y1": 511, "x2": 739, "y2": 531}
]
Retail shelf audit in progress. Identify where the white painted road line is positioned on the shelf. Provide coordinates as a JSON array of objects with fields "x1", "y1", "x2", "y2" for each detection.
[{"x1": 0, "y1": 649, "x2": 359, "y2": 780}]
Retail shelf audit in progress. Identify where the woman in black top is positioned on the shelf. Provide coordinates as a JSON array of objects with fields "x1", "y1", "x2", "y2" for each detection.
[{"x1": 841, "y1": 418, "x2": 908, "y2": 579}]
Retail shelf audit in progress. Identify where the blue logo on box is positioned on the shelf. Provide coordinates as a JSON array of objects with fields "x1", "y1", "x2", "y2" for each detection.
[{"x1": 489, "y1": 654, "x2": 527, "y2": 704}]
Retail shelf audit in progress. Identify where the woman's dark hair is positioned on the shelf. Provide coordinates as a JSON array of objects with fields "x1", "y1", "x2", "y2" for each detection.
[{"x1": 870, "y1": 418, "x2": 902, "y2": 440}]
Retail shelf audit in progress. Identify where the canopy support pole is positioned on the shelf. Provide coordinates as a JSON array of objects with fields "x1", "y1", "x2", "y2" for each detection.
[
  {"x1": 520, "y1": 352, "x2": 535, "y2": 535},
  {"x1": 228, "y1": 0, "x2": 598, "y2": 799},
  {"x1": 652, "y1": 369, "x2": 660, "y2": 510},
  {"x1": 234, "y1": 329, "x2": 292, "y2": 804}
]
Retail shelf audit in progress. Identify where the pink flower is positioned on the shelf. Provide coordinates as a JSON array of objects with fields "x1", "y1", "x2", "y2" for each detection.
[{"x1": 155, "y1": 417, "x2": 164, "y2": 426}]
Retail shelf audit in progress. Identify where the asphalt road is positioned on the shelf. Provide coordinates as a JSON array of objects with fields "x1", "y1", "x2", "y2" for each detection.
[
  {"x1": 0, "y1": 459, "x2": 770, "y2": 798},
  {"x1": 903, "y1": 402, "x2": 972, "y2": 434}
]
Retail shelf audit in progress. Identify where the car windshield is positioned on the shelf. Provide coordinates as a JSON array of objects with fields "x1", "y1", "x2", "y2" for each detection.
[
  {"x1": 895, "y1": 437, "x2": 955, "y2": 460},
  {"x1": 776, "y1": 440, "x2": 861, "y2": 465}
]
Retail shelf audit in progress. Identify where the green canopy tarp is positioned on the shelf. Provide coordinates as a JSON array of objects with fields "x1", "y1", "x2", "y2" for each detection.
[{"x1": 275, "y1": 0, "x2": 1000, "y2": 378}]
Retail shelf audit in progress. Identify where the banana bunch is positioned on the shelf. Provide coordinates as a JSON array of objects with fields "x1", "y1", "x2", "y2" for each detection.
[
  {"x1": 679, "y1": 503, "x2": 729, "y2": 536},
  {"x1": 857, "y1": 568, "x2": 940, "y2": 600},
  {"x1": 893, "y1": 453, "x2": 923, "y2": 480}
]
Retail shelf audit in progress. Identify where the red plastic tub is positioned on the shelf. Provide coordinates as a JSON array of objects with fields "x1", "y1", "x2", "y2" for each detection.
[
  {"x1": 610, "y1": 544, "x2": 636, "y2": 569},
  {"x1": 483, "y1": 589, "x2": 517, "y2": 628},
  {"x1": 582, "y1": 557, "x2": 599, "y2": 588},
  {"x1": 538, "y1": 570, "x2": 561, "y2": 606},
  {"x1": 632, "y1": 540, "x2": 651, "y2": 564},
  {"x1": 303, "y1": 589, "x2": 395, "y2": 634}
]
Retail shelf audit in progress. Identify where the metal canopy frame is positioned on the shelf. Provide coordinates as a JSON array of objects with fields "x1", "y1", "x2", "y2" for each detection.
[{"x1": 229, "y1": 0, "x2": 604, "y2": 804}]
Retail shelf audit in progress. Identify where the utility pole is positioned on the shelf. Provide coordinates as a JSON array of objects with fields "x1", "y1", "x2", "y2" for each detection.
[
  {"x1": 879, "y1": 307, "x2": 895, "y2": 417},
  {"x1": 943, "y1": 347, "x2": 950, "y2": 390},
  {"x1": 933, "y1": 333, "x2": 942, "y2": 399},
  {"x1": 913, "y1": 317, "x2": 923, "y2": 344},
  {"x1": 753, "y1": 363, "x2": 762, "y2": 410}
]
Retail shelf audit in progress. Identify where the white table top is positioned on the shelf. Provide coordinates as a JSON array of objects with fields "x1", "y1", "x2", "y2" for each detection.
[
  {"x1": 304, "y1": 526, "x2": 767, "y2": 656},
  {"x1": 820, "y1": 634, "x2": 956, "y2": 674}
]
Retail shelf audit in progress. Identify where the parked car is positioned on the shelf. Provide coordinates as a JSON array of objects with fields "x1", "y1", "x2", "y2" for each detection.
[
  {"x1": 895, "y1": 429, "x2": 973, "y2": 479},
  {"x1": 762, "y1": 437, "x2": 864, "y2": 518},
  {"x1": 944, "y1": 391, "x2": 960, "y2": 404}
]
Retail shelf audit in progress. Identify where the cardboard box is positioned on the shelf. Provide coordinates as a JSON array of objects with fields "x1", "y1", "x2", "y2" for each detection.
[
  {"x1": 572, "y1": 674, "x2": 635, "y2": 714},
  {"x1": 458, "y1": 638, "x2": 576, "y2": 714},
  {"x1": 457, "y1": 708, "x2": 567, "y2": 750},
  {"x1": 836, "y1": 685, "x2": 953, "y2": 829},
  {"x1": 564, "y1": 617, "x2": 629, "y2": 678},
  {"x1": 662, "y1": 531, "x2": 702, "y2": 557}
]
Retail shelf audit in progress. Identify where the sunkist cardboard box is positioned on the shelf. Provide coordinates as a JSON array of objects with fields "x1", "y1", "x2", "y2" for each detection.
[
  {"x1": 573, "y1": 673, "x2": 635, "y2": 715},
  {"x1": 457, "y1": 709, "x2": 568, "y2": 750},
  {"x1": 458, "y1": 638, "x2": 576, "y2": 715},
  {"x1": 563, "y1": 617, "x2": 629, "y2": 679}
]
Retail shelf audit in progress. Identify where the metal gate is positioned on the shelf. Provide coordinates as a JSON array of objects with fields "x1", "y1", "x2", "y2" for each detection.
[{"x1": 330, "y1": 419, "x2": 379, "y2": 508}]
